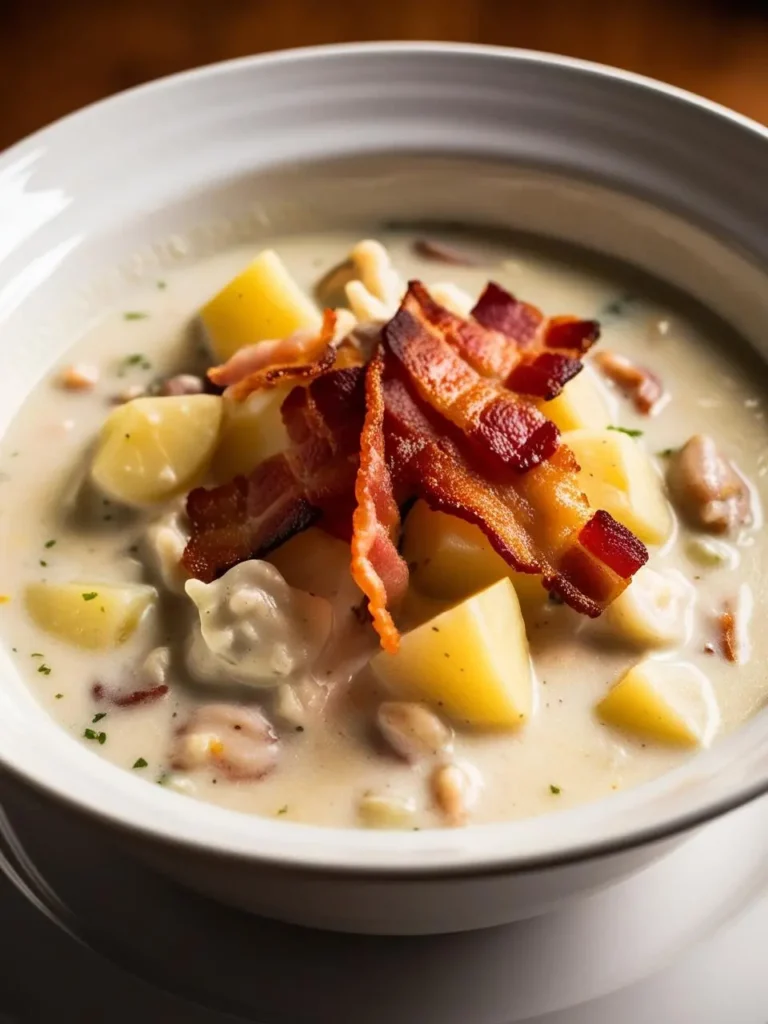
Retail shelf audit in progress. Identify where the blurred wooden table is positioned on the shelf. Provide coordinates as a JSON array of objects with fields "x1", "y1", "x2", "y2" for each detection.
[{"x1": 0, "y1": 0, "x2": 767, "y2": 149}]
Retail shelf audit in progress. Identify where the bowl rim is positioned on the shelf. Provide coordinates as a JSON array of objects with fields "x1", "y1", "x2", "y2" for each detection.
[{"x1": 2, "y1": 41, "x2": 768, "y2": 878}]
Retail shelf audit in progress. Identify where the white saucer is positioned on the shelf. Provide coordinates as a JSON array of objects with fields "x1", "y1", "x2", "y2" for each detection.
[{"x1": 0, "y1": 775, "x2": 766, "y2": 1023}]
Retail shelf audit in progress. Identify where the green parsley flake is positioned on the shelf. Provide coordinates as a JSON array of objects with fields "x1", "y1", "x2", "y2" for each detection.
[
  {"x1": 44, "y1": 539, "x2": 56, "y2": 549},
  {"x1": 277, "y1": 805, "x2": 289, "y2": 815},
  {"x1": 92, "y1": 712, "x2": 107, "y2": 723},
  {"x1": 37, "y1": 664, "x2": 51, "y2": 675},
  {"x1": 657, "y1": 447, "x2": 677, "y2": 458},
  {"x1": 549, "y1": 784, "x2": 562, "y2": 795},
  {"x1": 39, "y1": 560, "x2": 47, "y2": 567},
  {"x1": 607, "y1": 425, "x2": 644, "y2": 438},
  {"x1": 30, "y1": 653, "x2": 44, "y2": 658},
  {"x1": 83, "y1": 728, "x2": 107, "y2": 745},
  {"x1": 82, "y1": 592, "x2": 98, "y2": 601},
  {"x1": 133, "y1": 757, "x2": 148, "y2": 769},
  {"x1": 124, "y1": 312, "x2": 148, "y2": 321},
  {"x1": 55, "y1": 693, "x2": 63, "y2": 699}
]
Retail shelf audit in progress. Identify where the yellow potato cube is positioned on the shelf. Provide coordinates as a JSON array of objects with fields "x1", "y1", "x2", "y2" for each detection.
[
  {"x1": 597, "y1": 659, "x2": 718, "y2": 747},
  {"x1": 536, "y1": 366, "x2": 613, "y2": 432},
  {"x1": 201, "y1": 250, "x2": 321, "y2": 361},
  {"x1": 91, "y1": 395, "x2": 222, "y2": 506},
  {"x1": 267, "y1": 528, "x2": 356, "y2": 602},
  {"x1": 564, "y1": 428, "x2": 672, "y2": 544},
  {"x1": 25, "y1": 581, "x2": 156, "y2": 650},
  {"x1": 603, "y1": 566, "x2": 694, "y2": 649},
  {"x1": 371, "y1": 578, "x2": 534, "y2": 729},
  {"x1": 402, "y1": 501, "x2": 546, "y2": 605},
  {"x1": 213, "y1": 387, "x2": 291, "y2": 481}
]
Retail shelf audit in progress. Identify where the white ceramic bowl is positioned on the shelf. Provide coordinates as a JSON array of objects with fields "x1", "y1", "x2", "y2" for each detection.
[{"x1": 1, "y1": 43, "x2": 767, "y2": 935}]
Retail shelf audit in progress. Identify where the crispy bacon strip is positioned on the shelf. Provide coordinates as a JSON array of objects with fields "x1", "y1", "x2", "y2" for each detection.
[
  {"x1": 384, "y1": 283, "x2": 558, "y2": 474},
  {"x1": 385, "y1": 376, "x2": 647, "y2": 614},
  {"x1": 182, "y1": 368, "x2": 366, "y2": 581},
  {"x1": 351, "y1": 350, "x2": 408, "y2": 652},
  {"x1": 408, "y1": 282, "x2": 598, "y2": 401},
  {"x1": 182, "y1": 454, "x2": 318, "y2": 582},
  {"x1": 209, "y1": 310, "x2": 338, "y2": 401}
]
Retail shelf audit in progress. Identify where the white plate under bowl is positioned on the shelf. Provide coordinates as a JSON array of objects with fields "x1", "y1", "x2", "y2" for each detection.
[
  {"x1": 1, "y1": 773, "x2": 766, "y2": 1022},
  {"x1": 1, "y1": 44, "x2": 768, "y2": 933}
]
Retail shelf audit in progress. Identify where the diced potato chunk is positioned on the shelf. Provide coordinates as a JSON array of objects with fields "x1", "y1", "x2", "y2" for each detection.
[
  {"x1": 603, "y1": 566, "x2": 694, "y2": 648},
  {"x1": 213, "y1": 387, "x2": 290, "y2": 480},
  {"x1": 267, "y1": 528, "x2": 359, "y2": 603},
  {"x1": 597, "y1": 659, "x2": 718, "y2": 747},
  {"x1": 402, "y1": 501, "x2": 546, "y2": 606},
  {"x1": 201, "y1": 250, "x2": 321, "y2": 361},
  {"x1": 536, "y1": 366, "x2": 613, "y2": 432},
  {"x1": 371, "y1": 578, "x2": 534, "y2": 728},
  {"x1": 91, "y1": 395, "x2": 222, "y2": 506},
  {"x1": 564, "y1": 428, "x2": 672, "y2": 544},
  {"x1": 25, "y1": 581, "x2": 156, "y2": 650}
]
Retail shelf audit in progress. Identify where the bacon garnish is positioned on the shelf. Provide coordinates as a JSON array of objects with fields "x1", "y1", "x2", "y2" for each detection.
[
  {"x1": 385, "y1": 376, "x2": 646, "y2": 614},
  {"x1": 182, "y1": 368, "x2": 366, "y2": 581},
  {"x1": 351, "y1": 351, "x2": 409, "y2": 652},
  {"x1": 594, "y1": 350, "x2": 664, "y2": 414},
  {"x1": 182, "y1": 455, "x2": 318, "y2": 583},
  {"x1": 208, "y1": 310, "x2": 340, "y2": 401},
  {"x1": 92, "y1": 681, "x2": 169, "y2": 708},
  {"x1": 384, "y1": 283, "x2": 559, "y2": 474},
  {"x1": 717, "y1": 591, "x2": 751, "y2": 665},
  {"x1": 410, "y1": 281, "x2": 598, "y2": 401},
  {"x1": 184, "y1": 276, "x2": 648, "y2": 647}
]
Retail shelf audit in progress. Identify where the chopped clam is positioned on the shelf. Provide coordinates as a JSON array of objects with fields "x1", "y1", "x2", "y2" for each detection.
[
  {"x1": 157, "y1": 373, "x2": 205, "y2": 397},
  {"x1": 345, "y1": 240, "x2": 406, "y2": 322},
  {"x1": 667, "y1": 434, "x2": 750, "y2": 533},
  {"x1": 143, "y1": 507, "x2": 190, "y2": 594},
  {"x1": 358, "y1": 792, "x2": 417, "y2": 829},
  {"x1": 141, "y1": 646, "x2": 171, "y2": 688},
  {"x1": 430, "y1": 762, "x2": 478, "y2": 826},
  {"x1": 594, "y1": 350, "x2": 664, "y2": 414},
  {"x1": 377, "y1": 702, "x2": 452, "y2": 763},
  {"x1": 172, "y1": 703, "x2": 279, "y2": 780},
  {"x1": 273, "y1": 683, "x2": 306, "y2": 730}
]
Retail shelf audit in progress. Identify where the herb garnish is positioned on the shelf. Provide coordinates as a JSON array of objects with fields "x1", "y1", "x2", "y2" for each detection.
[
  {"x1": 133, "y1": 757, "x2": 148, "y2": 769},
  {"x1": 82, "y1": 592, "x2": 98, "y2": 601},
  {"x1": 277, "y1": 805, "x2": 289, "y2": 815},
  {"x1": 84, "y1": 728, "x2": 107, "y2": 745},
  {"x1": 37, "y1": 664, "x2": 51, "y2": 675},
  {"x1": 657, "y1": 447, "x2": 677, "y2": 458},
  {"x1": 123, "y1": 312, "x2": 149, "y2": 321},
  {"x1": 39, "y1": 560, "x2": 47, "y2": 567},
  {"x1": 607, "y1": 425, "x2": 644, "y2": 438},
  {"x1": 44, "y1": 539, "x2": 56, "y2": 549},
  {"x1": 549, "y1": 784, "x2": 562, "y2": 795},
  {"x1": 30, "y1": 653, "x2": 44, "y2": 658},
  {"x1": 92, "y1": 712, "x2": 107, "y2": 723},
  {"x1": 55, "y1": 693, "x2": 63, "y2": 699},
  {"x1": 156, "y1": 280, "x2": 167, "y2": 290}
]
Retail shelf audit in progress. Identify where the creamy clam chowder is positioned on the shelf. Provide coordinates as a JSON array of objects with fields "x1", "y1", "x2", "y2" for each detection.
[{"x1": 0, "y1": 228, "x2": 766, "y2": 831}]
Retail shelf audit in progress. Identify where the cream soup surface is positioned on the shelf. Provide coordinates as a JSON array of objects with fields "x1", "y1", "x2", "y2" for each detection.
[{"x1": 0, "y1": 228, "x2": 766, "y2": 830}]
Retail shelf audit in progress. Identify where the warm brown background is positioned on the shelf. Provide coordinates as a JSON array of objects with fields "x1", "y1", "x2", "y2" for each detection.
[{"x1": 0, "y1": 0, "x2": 767, "y2": 149}]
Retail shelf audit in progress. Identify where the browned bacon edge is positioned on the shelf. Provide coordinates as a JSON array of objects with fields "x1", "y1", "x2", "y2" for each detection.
[
  {"x1": 384, "y1": 373, "x2": 647, "y2": 616},
  {"x1": 384, "y1": 283, "x2": 559, "y2": 475},
  {"x1": 181, "y1": 368, "x2": 366, "y2": 582},
  {"x1": 220, "y1": 310, "x2": 339, "y2": 402},
  {"x1": 92, "y1": 682, "x2": 170, "y2": 708},
  {"x1": 350, "y1": 350, "x2": 409, "y2": 653}
]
